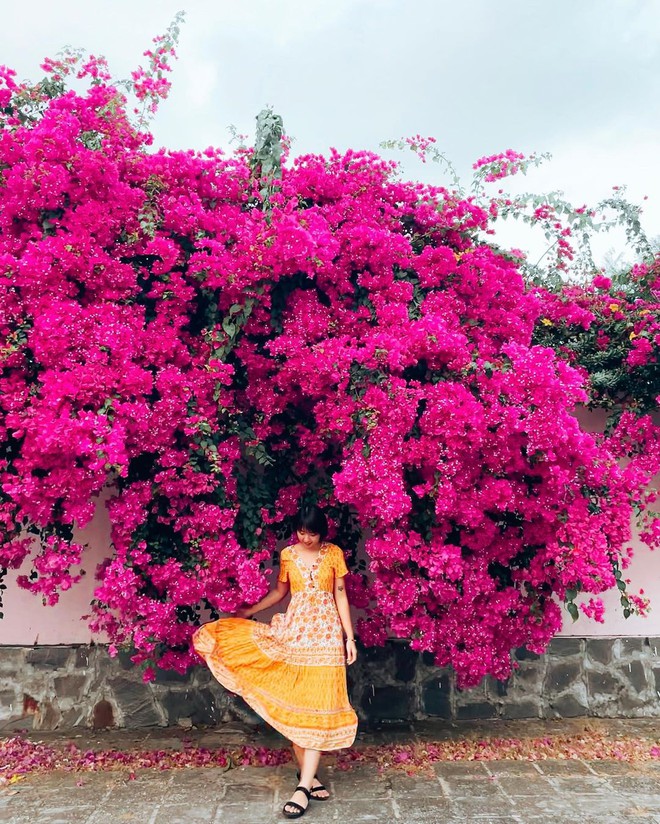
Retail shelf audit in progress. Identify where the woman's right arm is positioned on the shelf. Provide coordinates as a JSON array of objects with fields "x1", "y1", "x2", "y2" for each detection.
[{"x1": 235, "y1": 578, "x2": 289, "y2": 618}]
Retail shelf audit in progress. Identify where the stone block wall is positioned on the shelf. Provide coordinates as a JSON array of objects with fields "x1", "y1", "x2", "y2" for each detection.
[{"x1": 1, "y1": 637, "x2": 659, "y2": 731}]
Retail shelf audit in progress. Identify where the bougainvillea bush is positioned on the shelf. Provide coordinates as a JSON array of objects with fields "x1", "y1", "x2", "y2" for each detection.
[{"x1": 0, "y1": 26, "x2": 658, "y2": 687}]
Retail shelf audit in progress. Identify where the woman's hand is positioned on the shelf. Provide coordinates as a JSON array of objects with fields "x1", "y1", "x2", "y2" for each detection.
[
  {"x1": 345, "y1": 638, "x2": 357, "y2": 665},
  {"x1": 235, "y1": 606, "x2": 253, "y2": 619}
]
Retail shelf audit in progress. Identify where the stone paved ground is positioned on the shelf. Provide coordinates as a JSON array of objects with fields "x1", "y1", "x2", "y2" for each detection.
[{"x1": 1, "y1": 720, "x2": 659, "y2": 823}]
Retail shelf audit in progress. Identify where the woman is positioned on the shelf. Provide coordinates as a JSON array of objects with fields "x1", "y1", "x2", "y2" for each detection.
[{"x1": 192, "y1": 504, "x2": 358, "y2": 819}]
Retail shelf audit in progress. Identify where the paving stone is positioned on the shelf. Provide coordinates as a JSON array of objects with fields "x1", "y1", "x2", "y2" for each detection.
[
  {"x1": 221, "y1": 782, "x2": 273, "y2": 804},
  {"x1": 153, "y1": 667, "x2": 190, "y2": 685},
  {"x1": 216, "y1": 804, "x2": 276, "y2": 823},
  {"x1": 445, "y1": 777, "x2": 506, "y2": 797},
  {"x1": 502, "y1": 699, "x2": 542, "y2": 719},
  {"x1": 547, "y1": 638, "x2": 583, "y2": 657},
  {"x1": 321, "y1": 799, "x2": 396, "y2": 821},
  {"x1": 615, "y1": 638, "x2": 646, "y2": 658},
  {"x1": 0, "y1": 688, "x2": 17, "y2": 708},
  {"x1": 225, "y1": 693, "x2": 263, "y2": 725},
  {"x1": 167, "y1": 766, "x2": 231, "y2": 794},
  {"x1": 535, "y1": 759, "x2": 594, "y2": 775},
  {"x1": 442, "y1": 795, "x2": 515, "y2": 816},
  {"x1": 25, "y1": 647, "x2": 72, "y2": 668},
  {"x1": 0, "y1": 647, "x2": 27, "y2": 673},
  {"x1": 496, "y1": 775, "x2": 556, "y2": 797},
  {"x1": 545, "y1": 660, "x2": 583, "y2": 693},
  {"x1": 586, "y1": 639, "x2": 613, "y2": 666},
  {"x1": 422, "y1": 674, "x2": 452, "y2": 718},
  {"x1": 513, "y1": 665, "x2": 544, "y2": 689},
  {"x1": 549, "y1": 775, "x2": 611, "y2": 794},
  {"x1": 161, "y1": 687, "x2": 223, "y2": 726},
  {"x1": 26, "y1": 778, "x2": 115, "y2": 807},
  {"x1": 360, "y1": 685, "x2": 413, "y2": 721},
  {"x1": 7, "y1": 720, "x2": 660, "y2": 824},
  {"x1": 456, "y1": 701, "x2": 497, "y2": 720},
  {"x1": 618, "y1": 692, "x2": 651, "y2": 712},
  {"x1": 90, "y1": 804, "x2": 161, "y2": 822},
  {"x1": 522, "y1": 819, "x2": 624, "y2": 824},
  {"x1": 607, "y1": 775, "x2": 660, "y2": 795},
  {"x1": 587, "y1": 669, "x2": 621, "y2": 696},
  {"x1": 548, "y1": 693, "x2": 588, "y2": 717},
  {"x1": 332, "y1": 766, "x2": 392, "y2": 799},
  {"x1": 486, "y1": 676, "x2": 509, "y2": 697},
  {"x1": 53, "y1": 674, "x2": 87, "y2": 700},
  {"x1": 109, "y1": 677, "x2": 161, "y2": 727},
  {"x1": 99, "y1": 774, "x2": 171, "y2": 806},
  {"x1": 116, "y1": 648, "x2": 138, "y2": 671},
  {"x1": 73, "y1": 646, "x2": 95, "y2": 669},
  {"x1": 388, "y1": 772, "x2": 446, "y2": 797},
  {"x1": 654, "y1": 667, "x2": 660, "y2": 694},
  {"x1": 394, "y1": 643, "x2": 418, "y2": 682},
  {"x1": 628, "y1": 795, "x2": 660, "y2": 813},
  {"x1": 520, "y1": 793, "x2": 630, "y2": 817},
  {"x1": 13, "y1": 807, "x2": 97, "y2": 824},
  {"x1": 394, "y1": 797, "x2": 453, "y2": 821},
  {"x1": 32, "y1": 698, "x2": 62, "y2": 731},
  {"x1": 434, "y1": 761, "x2": 490, "y2": 779},
  {"x1": 486, "y1": 761, "x2": 542, "y2": 776},
  {"x1": 584, "y1": 759, "x2": 644, "y2": 776},
  {"x1": 622, "y1": 659, "x2": 649, "y2": 692},
  {"x1": 154, "y1": 802, "x2": 218, "y2": 823}
]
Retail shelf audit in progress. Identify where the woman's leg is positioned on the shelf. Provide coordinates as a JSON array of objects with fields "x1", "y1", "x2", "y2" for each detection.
[
  {"x1": 284, "y1": 748, "x2": 323, "y2": 815},
  {"x1": 299, "y1": 748, "x2": 322, "y2": 790},
  {"x1": 292, "y1": 742, "x2": 304, "y2": 770},
  {"x1": 291, "y1": 742, "x2": 329, "y2": 799}
]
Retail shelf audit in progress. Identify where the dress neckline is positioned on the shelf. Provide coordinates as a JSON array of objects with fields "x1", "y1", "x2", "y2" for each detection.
[{"x1": 291, "y1": 542, "x2": 329, "y2": 582}]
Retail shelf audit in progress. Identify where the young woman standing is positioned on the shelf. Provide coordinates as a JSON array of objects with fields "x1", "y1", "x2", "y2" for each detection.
[{"x1": 192, "y1": 505, "x2": 358, "y2": 818}]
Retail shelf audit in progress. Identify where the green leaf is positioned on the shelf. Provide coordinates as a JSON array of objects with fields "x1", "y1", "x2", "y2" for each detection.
[
  {"x1": 567, "y1": 602, "x2": 579, "y2": 622},
  {"x1": 616, "y1": 579, "x2": 626, "y2": 591},
  {"x1": 222, "y1": 317, "x2": 237, "y2": 337}
]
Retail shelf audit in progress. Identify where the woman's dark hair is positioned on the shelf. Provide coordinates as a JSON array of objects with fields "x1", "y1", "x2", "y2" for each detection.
[{"x1": 293, "y1": 504, "x2": 328, "y2": 540}]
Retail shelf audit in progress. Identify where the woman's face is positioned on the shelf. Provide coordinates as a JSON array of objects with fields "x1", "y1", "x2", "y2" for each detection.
[{"x1": 297, "y1": 528, "x2": 321, "y2": 549}]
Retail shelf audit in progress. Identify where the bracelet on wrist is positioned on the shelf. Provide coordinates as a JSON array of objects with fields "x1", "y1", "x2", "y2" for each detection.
[{"x1": 345, "y1": 637, "x2": 355, "y2": 642}]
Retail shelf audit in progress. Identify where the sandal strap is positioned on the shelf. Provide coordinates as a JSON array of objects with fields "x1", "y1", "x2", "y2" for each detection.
[
  {"x1": 295, "y1": 785, "x2": 311, "y2": 799},
  {"x1": 283, "y1": 801, "x2": 305, "y2": 814}
]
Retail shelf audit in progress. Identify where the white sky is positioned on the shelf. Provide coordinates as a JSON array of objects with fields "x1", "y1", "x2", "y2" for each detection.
[{"x1": 3, "y1": 0, "x2": 660, "y2": 264}]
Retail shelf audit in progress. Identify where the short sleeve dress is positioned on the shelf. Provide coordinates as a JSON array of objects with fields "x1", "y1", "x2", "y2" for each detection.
[{"x1": 192, "y1": 543, "x2": 358, "y2": 750}]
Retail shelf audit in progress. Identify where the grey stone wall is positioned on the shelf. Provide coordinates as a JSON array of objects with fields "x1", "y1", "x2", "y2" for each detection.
[{"x1": 1, "y1": 637, "x2": 659, "y2": 731}]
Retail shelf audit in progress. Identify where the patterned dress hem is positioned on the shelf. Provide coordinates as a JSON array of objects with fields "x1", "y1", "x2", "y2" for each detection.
[{"x1": 196, "y1": 624, "x2": 357, "y2": 751}]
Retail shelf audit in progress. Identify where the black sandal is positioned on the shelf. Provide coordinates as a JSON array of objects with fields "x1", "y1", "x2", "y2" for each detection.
[
  {"x1": 296, "y1": 770, "x2": 329, "y2": 801},
  {"x1": 283, "y1": 785, "x2": 311, "y2": 819}
]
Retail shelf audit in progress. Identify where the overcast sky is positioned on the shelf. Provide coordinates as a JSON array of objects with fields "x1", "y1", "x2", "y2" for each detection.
[{"x1": 4, "y1": 0, "x2": 660, "y2": 263}]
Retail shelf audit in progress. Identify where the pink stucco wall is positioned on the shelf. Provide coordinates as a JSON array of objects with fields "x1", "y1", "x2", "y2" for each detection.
[
  {"x1": 0, "y1": 491, "x2": 112, "y2": 645},
  {"x1": 1, "y1": 410, "x2": 658, "y2": 644}
]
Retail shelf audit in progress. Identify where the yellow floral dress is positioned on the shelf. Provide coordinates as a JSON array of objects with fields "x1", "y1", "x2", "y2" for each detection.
[{"x1": 192, "y1": 542, "x2": 358, "y2": 750}]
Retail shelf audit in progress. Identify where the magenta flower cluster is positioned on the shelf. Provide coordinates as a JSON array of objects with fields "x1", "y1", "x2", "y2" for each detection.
[{"x1": 0, "y1": 48, "x2": 656, "y2": 688}]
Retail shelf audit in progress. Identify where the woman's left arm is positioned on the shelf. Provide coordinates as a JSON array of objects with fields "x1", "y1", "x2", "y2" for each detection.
[{"x1": 334, "y1": 575, "x2": 357, "y2": 665}]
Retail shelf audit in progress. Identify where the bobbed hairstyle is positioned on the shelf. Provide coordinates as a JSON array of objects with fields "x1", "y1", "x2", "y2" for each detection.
[{"x1": 293, "y1": 504, "x2": 329, "y2": 540}]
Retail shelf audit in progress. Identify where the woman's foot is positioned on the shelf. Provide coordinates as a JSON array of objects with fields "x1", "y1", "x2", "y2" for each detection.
[
  {"x1": 295, "y1": 770, "x2": 329, "y2": 800},
  {"x1": 283, "y1": 785, "x2": 311, "y2": 819},
  {"x1": 310, "y1": 777, "x2": 329, "y2": 800}
]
